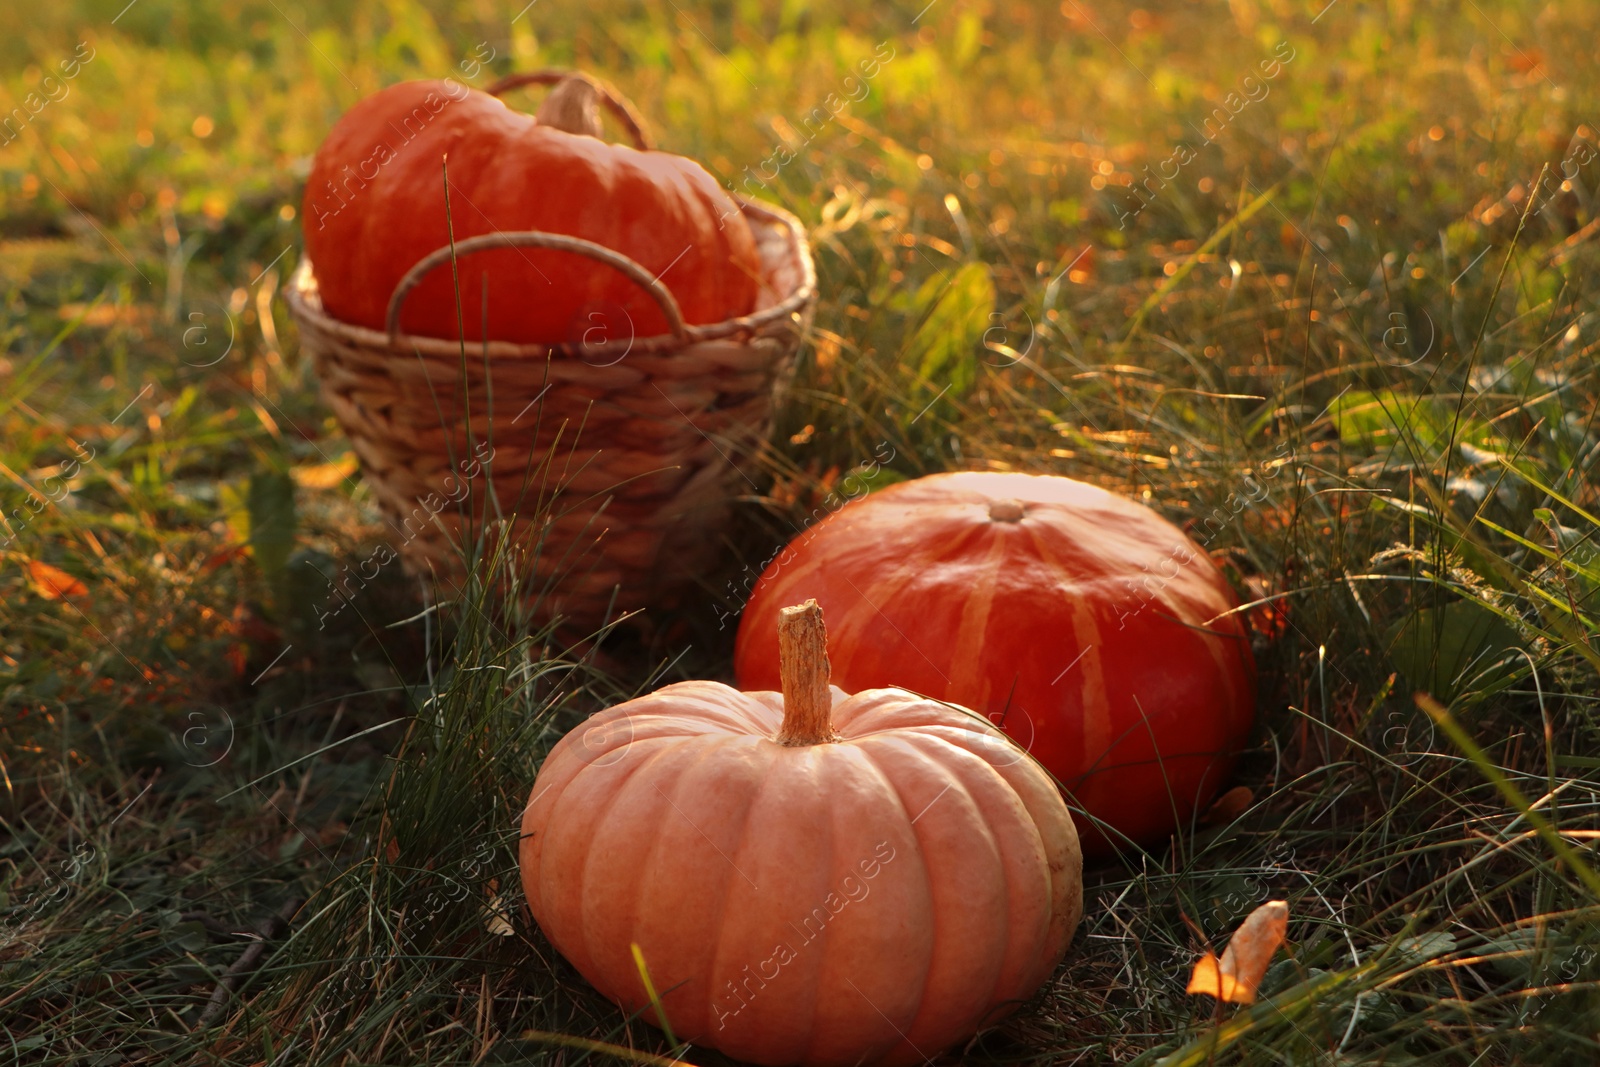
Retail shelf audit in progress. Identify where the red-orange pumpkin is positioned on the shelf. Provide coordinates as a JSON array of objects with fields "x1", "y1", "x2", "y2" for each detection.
[
  {"x1": 734, "y1": 472, "x2": 1258, "y2": 854},
  {"x1": 303, "y1": 75, "x2": 761, "y2": 344},
  {"x1": 521, "y1": 601, "x2": 1082, "y2": 1066}
]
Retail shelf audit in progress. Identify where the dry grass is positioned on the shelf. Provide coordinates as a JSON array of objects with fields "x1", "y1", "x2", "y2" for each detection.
[{"x1": 3, "y1": 0, "x2": 1600, "y2": 1062}]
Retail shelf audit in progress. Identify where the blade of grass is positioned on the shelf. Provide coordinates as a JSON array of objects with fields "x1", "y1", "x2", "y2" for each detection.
[{"x1": 1417, "y1": 693, "x2": 1600, "y2": 900}]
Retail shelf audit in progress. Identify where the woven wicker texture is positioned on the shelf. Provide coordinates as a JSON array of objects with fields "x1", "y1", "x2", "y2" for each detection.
[{"x1": 287, "y1": 199, "x2": 815, "y2": 629}]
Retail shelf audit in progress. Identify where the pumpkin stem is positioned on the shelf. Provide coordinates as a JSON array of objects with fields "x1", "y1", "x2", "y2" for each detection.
[
  {"x1": 989, "y1": 499, "x2": 1026, "y2": 522},
  {"x1": 776, "y1": 600, "x2": 837, "y2": 746},
  {"x1": 535, "y1": 74, "x2": 605, "y2": 139}
]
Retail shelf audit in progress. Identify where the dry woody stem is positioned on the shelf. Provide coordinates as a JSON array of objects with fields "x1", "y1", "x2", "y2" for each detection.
[
  {"x1": 194, "y1": 896, "x2": 304, "y2": 1029},
  {"x1": 535, "y1": 73, "x2": 605, "y2": 138},
  {"x1": 776, "y1": 599, "x2": 836, "y2": 745}
]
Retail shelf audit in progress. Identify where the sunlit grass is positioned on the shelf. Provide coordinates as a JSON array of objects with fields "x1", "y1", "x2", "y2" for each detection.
[{"x1": 3, "y1": 0, "x2": 1600, "y2": 1062}]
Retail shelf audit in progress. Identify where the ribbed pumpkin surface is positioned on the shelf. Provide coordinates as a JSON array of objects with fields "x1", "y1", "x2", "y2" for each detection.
[
  {"x1": 520, "y1": 679, "x2": 1081, "y2": 1067},
  {"x1": 734, "y1": 471, "x2": 1258, "y2": 853},
  {"x1": 303, "y1": 79, "x2": 762, "y2": 344}
]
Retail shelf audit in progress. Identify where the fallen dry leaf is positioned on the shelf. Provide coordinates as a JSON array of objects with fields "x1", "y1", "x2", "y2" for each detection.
[
  {"x1": 1187, "y1": 900, "x2": 1289, "y2": 1004},
  {"x1": 1505, "y1": 46, "x2": 1545, "y2": 74},
  {"x1": 201, "y1": 544, "x2": 250, "y2": 574},
  {"x1": 1202, "y1": 785, "x2": 1254, "y2": 826},
  {"x1": 291, "y1": 452, "x2": 359, "y2": 490},
  {"x1": 484, "y1": 892, "x2": 516, "y2": 937},
  {"x1": 27, "y1": 560, "x2": 89, "y2": 601},
  {"x1": 1065, "y1": 243, "x2": 1096, "y2": 284}
]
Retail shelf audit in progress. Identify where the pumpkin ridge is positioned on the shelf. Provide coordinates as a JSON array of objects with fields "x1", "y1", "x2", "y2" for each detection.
[
  {"x1": 824, "y1": 741, "x2": 935, "y2": 1066},
  {"x1": 1012, "y1": 500, "x2": 1152, "y2": 595},
  {"x1": 1033, "y1": 528, "x2": 1252, "y2": 807},
  {"x1": 831, "y1": 554, "x2": 954, "y2": 693},
  {"x1": 788, "y1": 745, "x2": 842, "y2": 1067},
  {"x1": 624, "y1": 733, "x2": 756, "y2": 1034},
  {"x1": 838, "y1": 733, "x2": 939, "y2": 1059},
  {"x1": 1015, "y1": 518, "x2": 1115, "y2": 775},
  {"x1": 649, "y1": 682, "x2": 777, "y2": 735},
  {"x1": 794, "y1": 739, "x2": 946, "y2": 1067},
  {"x1": 903, "y1": 730, "x2": 1059, "y2": 1011},
  {"x1": 524, "y1": 723, "x2": 654, "y2": 907},
  {"x1": 947, "y1": 522, "x2": 1017, "y2": 701},
  {"x1": 564, "y1": 736, "x2": 683, "y2": 981},
  {"x1": 955, "y1": 736, "x2": 1084, "y2": 991},
  {"x1": 887, "y1": 732, "x2": 1024, "y2": 1049},
  {"x1": 853, "y1": 731, "x2": 1003, "y2": 1057},
  {"x1": 700, "y1": 731, "x2": 789, "y2": 1043},
  {"x1": 1188, "y1": 617, "x2": 1250, "y2": 725},
  {"x1": 831, "y1": 693, "x2": 978, "y2": 739}
]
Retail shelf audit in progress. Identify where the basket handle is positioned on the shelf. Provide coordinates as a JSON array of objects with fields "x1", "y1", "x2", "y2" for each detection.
[
  {"x1": 384, "y1": 230, "x2": 690, "y2": 343},
  {"x1": 487, "y1": 69, "x2": 654, "y2": 151}
]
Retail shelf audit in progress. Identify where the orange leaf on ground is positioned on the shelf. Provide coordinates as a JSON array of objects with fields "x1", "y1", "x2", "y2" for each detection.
[
  {"x1": 27, "y1": 560, "x2": 89, "y2": 600},
  {"x1": 1202, "y1": 785, "x2": 1254, "y2": 825},
  {"x1": 1506, "y1": 47, "x2": 1545, "y2": 74},
  {"x1": 1187, "y1": 900, "x2": 1289, "y2": 1004},
  {"x1": 1242, "y1": 574, "x2": 1290, "y2": 640},
  {"x1": 1065, "y1": 243, "x2": 1096, "y2": 284},
  {"x1": 202, "y1": 544, "x2": 250, "y2": 574},
  {"x1": 291, "y1": 452, "x2": 359, "y2": 489}
]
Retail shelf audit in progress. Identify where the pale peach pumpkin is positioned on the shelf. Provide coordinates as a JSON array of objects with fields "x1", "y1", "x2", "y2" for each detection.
[{"x1": 519, "y1": 601, "x2": 1082, "y2": 1067}]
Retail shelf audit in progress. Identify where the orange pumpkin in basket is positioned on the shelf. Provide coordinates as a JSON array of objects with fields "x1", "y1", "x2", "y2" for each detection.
[
  {"x1": 733, "y1": 472, "x2": 1259, "y2": 855},
  {"x1": 303, "y1": 73, "x2": 761, "y2": 344},
  {"x1": 521, "y1": 601, "x2": 1082, "y2": 1067}
]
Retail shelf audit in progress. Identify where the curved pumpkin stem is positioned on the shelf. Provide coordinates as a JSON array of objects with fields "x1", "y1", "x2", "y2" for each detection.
[
  {"x1": 488, "y1": 69, "x2": 654, "y2": 149},
  {"x1": 776, "y1": 600, "x2": 836, "y2": 745},
  {"x1": 535, "y1": 73, "x2": 605, "y2": 139}
]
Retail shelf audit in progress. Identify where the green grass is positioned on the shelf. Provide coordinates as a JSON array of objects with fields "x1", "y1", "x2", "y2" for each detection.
[{"x1": 4, "y1": 0, "x2": 1600, "y2": 1062}]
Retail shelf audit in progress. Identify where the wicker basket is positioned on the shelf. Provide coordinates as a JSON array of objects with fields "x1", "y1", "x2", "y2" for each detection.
[{"x1": 287, "y1": 189, "x2": 815, "y2": 630}]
